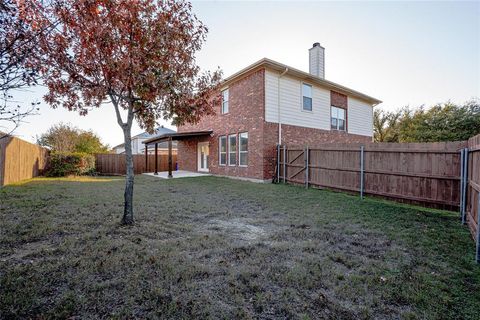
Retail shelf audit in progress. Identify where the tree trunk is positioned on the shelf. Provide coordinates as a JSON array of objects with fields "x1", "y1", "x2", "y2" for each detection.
[
  {"x1": 110, "y1": 94, "x2": 135, "y2": 225},
  {"x1": 122, "y1": 124, "x2": 134, "y2": 225}
]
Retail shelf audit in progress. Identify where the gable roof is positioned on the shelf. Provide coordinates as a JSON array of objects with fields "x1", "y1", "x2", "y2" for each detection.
[
  {"x1": 133, "y1": 126, "x2": 175, "y2": 139},
  {"x1": 222, "y1": 58, "x2": 382, "y2": 105},
  {"x1": 113, "y1": 126, "x2": 176, "y2": 149}
]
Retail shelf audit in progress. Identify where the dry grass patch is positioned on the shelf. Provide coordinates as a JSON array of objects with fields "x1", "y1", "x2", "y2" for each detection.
[{"x1": 0, "y1": 175, "x2": 479, "y2": 319}]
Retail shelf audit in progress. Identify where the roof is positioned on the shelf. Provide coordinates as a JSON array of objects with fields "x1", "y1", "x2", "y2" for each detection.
[
  {"x1": 133, "y1": 126, "x2": 175, "y2": 139},
  {"x1": 143, "y1": 130, "x2": 213, "y2": 145},
  {"x1": 222, "y1": 58, "x2": 382, "y2": 105},
  {"x1": 113, "y1": 126, "x2": 176, "y2": 149}
]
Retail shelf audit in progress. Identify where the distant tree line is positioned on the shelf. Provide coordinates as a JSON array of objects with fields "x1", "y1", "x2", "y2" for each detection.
[
  {"x1": 37, "y1": 123, "x2": 110, "y2": 154},
  {"x1": 374, "y1": 100, "x2": 480, "y2": 142}
]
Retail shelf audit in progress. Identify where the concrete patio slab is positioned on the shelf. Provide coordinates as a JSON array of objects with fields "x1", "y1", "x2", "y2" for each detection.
[{"x1": 143, "y1": 170, "x2": 211, "y2": 179}]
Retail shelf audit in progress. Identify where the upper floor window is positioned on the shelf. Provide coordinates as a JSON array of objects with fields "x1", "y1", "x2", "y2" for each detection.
[
  {"x1": 239, "y1": 132, "x2": 248, "y2": 166},
  {"x1": 221, "y1": 89, "x2": 229, "y2": 114},
  {"x1": 331, "y1": 106, "x2": 346, "y2": 131},
  {"x1": 228, "y1": 134, "x2": 236, "y2": 166},
  {"x1": 302, "y1": 83, "x2": 312, "y2": 111},
  {"x1": 219, "y1": 136, "x2": 227, "y2": 165}
]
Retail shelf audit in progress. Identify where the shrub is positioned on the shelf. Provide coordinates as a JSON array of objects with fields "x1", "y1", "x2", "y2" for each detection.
[{"x1": 46, "y1": 152, "x2": 95, "y2": 177}]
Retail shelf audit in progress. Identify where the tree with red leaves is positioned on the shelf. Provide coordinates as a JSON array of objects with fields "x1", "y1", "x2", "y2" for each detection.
[{"x1": 20, "y1": 0, "x2": 222, "y2": 224}]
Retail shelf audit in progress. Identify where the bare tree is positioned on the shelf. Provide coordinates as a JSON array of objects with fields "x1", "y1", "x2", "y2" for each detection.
[{"x1": 0, "y1": 0, "x2": 46, "y2": 138}]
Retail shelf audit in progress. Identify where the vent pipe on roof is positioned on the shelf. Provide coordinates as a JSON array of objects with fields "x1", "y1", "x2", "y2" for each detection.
[{"x1": 309, "y1": 42, "x2": 325, "y2": 79}]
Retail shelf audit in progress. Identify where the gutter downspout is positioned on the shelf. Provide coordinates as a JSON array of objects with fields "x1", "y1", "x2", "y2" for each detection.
[{"x1": 278, "y1": 67, "x2": 288, "y2": 145}]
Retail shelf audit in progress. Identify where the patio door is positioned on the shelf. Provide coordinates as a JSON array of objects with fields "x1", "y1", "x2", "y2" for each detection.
[{"x1": 197, "y1": 142, "x2": 209, "y2": 172}]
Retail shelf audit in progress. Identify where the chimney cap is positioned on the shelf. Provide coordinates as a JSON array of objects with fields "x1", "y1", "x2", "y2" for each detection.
[{"x1": 312, "y1": 42, "x2": 321, "y2": 47}]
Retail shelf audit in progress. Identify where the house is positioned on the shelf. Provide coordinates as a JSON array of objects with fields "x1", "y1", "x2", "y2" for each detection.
[
  {"x1": 113, "y1": 126, "x2": 177, "y2": 155},
  {"x1": 144, "y1": 43, "x2": 381, "y2": 181}
]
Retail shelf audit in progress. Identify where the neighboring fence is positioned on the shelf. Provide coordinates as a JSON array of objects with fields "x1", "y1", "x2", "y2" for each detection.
[
  {"x1": 0, "y1": 135, "x2": 49, "y2": 186},
  {"x1": 277, "y1": 141, "x2": 467, "y2": 211},
  {"x1": 464, "y1": 134, "x2": 480, "y2": 262},
  {"x1": 95, "y1": 153, "x2": 178, "y2": 175}
]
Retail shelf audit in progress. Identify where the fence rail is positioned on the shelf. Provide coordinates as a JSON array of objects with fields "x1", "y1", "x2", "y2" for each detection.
[{"x1": 95, "y1": 153, "x2": 178, "y2": 175}]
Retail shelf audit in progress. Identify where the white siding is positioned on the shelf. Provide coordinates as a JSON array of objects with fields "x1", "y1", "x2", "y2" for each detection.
[
  {"x1": 265, "y1": 70, "x2": 330, "y2": 130},
  {"x1": 265, "y1": 69, "x2": 373, "y2": 137},
  {"x1": 347, "y1": 97, "x2": 373, "y2": 137}
]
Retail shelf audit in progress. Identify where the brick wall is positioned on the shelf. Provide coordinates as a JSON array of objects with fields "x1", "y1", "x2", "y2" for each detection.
[
  {"x1": 177, "y1": 68, "x2": 373, "y2": 181},
  {"x1": 177, "y1": 68, "x2": 266, "y2": 180},
  {"x1": 331, "y1": 91, "x2": 348, "y2": 108}
]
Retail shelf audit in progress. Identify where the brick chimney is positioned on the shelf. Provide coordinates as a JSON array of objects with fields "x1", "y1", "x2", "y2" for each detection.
[{"x1": 309, "y1": 42, "x2": 325, "y2": 79}]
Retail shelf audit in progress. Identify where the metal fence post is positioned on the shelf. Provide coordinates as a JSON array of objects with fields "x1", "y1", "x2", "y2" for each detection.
[
  {"x1": 283, "y1": 145, "x2": 286, "y2": 184},
  {"x1": 276, "y1": 144, "x2": 280, "y2": 183},
  {"x1": 476, "y1": 191, "x2": 480, "y2": 264},
  {"x1": 305, "y1": 146, "x2": 309, "y2": 189},
  {"x1": 460, "y1": 149, "x2": 465, "y2": 220},
  {"x1": 360, "y1": 146, "x2": 365, "y2": 199},
  {"x1": 462, "y1": 148, "x2": 469, "y2": 225}
]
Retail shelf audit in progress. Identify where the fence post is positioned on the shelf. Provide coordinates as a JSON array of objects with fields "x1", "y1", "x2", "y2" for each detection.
[
  {"x1": 360, "y1": 145, "x2": 365, "y2": 199},
  {"x1": 476, "y1": 191, "x2": 480, "y2": 264},
  {"x1": 277, "y1": 144, "x2": 280, "y2": 183},
  {"x1": 283, "y1": 145, "x2": 286, "y2": 184},
  {"x1": 145, "y1": 144, "x2": 148, "y2": 172},
  {"x1": 305, "y1": 146, "x2": 309, "y2": 189},
  {"x1": 460, "y1": 149, "x2": 465, "y2": 220},
  {"x1": 462, "y1": 148, "x2": 469, "y2": 225}
]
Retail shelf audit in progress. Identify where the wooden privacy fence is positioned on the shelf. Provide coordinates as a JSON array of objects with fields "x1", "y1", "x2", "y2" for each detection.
[
  {"x1": 277, "y1": 141, "x2": 466, "y2": 211},
  {"x1": 277, "y1": 137, "x2": 480, "y2": 263},
  {"x1": 464, "y1": 134, "x2": 480, "y2": 262},
  {"x1": 0, "y1": 135, "x2": 49, "y2": 186},
  {"x1": 95, "y1": 153, "x2": 178, "y2": 175}
]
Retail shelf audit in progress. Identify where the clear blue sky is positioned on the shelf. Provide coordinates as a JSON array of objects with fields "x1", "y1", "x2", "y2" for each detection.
[{"x1": 9, "y1": 1, "x2": 480, "y2": 146}]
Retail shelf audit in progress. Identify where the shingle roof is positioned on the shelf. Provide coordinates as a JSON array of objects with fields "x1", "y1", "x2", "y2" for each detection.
[{"x1": 113, "y1": 126, "x2": 176, "y2": 149}]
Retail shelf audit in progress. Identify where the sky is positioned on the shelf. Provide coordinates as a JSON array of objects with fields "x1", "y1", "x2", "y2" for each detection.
[{"x1": 7, "y1": 0, "x2": 480, "y2": 147}]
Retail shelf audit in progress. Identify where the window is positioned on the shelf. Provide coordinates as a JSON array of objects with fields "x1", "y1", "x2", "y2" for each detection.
[
  {"x1": 228, "y1": 134, "x2": 236, "y2": 166},
  {"x1": 331, "y1": 106, "x2": 346, "y2": 131},
  {"x1": 302, "y1": 83, "x2": 312, "y2": 111},
  {"x1": 219, "y1": 136, "x2": 227, "y2": 165},
  {"x1": 239, "y1": 132, "x2": 248, "y2": 166},
  {"x1": 221, "y1": 89, "x2": 229, "y2": 114}
]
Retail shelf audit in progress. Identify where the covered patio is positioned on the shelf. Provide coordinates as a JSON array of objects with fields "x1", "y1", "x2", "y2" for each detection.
[
  {"x1": 143, "y1": 170, "x2": 211, "y2": 179},
  {"x1": 143, "y1": 130, "x2": 213, "y2": 177}
]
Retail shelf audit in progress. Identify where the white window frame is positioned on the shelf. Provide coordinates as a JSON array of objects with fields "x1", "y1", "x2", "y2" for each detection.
[
  {"x1": 239, "y1": 132, "x2": 248, "y2": 167},
  {"x1": 302, "y1": 83, "x2": 313, "y2": 112},
  {"x1": 219, "y1": 136, "x2": 227, "y2": 166},
  {"x1": 331, "y1": 106, "x2": 346, "y2": 131},
  {"x1": 221, "y1": 89, "x2": 229, "y2": 114},
  {"x1": 228, "y1": 133, "x2": 237, "y2": 166}
]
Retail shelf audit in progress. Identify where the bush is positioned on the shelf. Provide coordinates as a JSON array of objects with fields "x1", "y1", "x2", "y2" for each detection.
[{"x1": 46, "y1": 152, "x2": 96, "y2": 177}]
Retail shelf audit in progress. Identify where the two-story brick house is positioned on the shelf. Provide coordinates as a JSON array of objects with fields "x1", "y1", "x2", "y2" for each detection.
[{"x1": 145, "y1": 43, "x2": 381, "y2": 182}]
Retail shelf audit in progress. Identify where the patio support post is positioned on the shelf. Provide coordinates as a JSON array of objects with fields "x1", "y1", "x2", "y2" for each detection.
[
  {"x1": 283, "y1": 145, "x2": 286, "y2": 184},
  {"x1": 168, "y1": 137, "x2": 173, "y2": 178},
  {"x1": 145, "y1": 144, "x2": 148, "y2": 172},
  {"x1": 154, "y1": 143, "x2": 158, "y2": 175}
]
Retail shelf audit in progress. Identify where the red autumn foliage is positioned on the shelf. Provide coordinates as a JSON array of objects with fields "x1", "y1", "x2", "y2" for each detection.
[{"x1": 19, "y1": 0, "x2": 222, "y2": 224}]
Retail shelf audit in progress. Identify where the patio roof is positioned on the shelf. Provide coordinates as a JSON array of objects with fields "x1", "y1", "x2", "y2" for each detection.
[{"x1": 143, "y1": 130, "x2": 213, "y2": 145}]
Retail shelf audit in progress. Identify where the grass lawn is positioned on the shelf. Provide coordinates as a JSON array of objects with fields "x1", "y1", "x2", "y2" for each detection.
[{"x1": 1, "y1": 175, "x2": 479, "y2": 319}]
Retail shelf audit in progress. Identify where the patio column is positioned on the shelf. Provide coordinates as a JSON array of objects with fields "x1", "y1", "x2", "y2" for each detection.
[
  {"x1": 168, "y1": 137, "x2": 173, "y2": 178},
  {"x1": 154, "y1": 143, "x2": 158, "y2": 175},
  {"x1": 145, "y1": 144, "x2": 148, "y2": 172}
]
